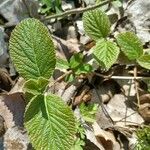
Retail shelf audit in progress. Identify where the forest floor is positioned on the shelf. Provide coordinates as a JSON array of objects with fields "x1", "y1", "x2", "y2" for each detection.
[{"x1": 0, "y1": 0, "x2": 150, "y2": 150}]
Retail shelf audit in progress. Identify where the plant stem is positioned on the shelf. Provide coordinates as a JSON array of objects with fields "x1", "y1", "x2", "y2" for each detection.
[
  {"x1": 41, "y1": 0, "x2": 110, "y2": 21},
  {"x1": 49, "y1": 70, "x2": 72, "y2": 87},
  {"x1": 55, "y1": 70, "x2": 73, "y2": 84}
]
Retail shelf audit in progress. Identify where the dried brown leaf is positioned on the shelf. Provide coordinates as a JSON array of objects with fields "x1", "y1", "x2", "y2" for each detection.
[
  {"x1": 0, "y1": 68, "x2": 13, "y2": 92},
  {"x1": 93, "y1": 122, "x2": 120, "y2": 150},
  {"x1": 0, "y1": 93, "x2": 26, "y2": 128},
  {"x1": 138, "y1": 94, "x2": 150, "y2": 122}
]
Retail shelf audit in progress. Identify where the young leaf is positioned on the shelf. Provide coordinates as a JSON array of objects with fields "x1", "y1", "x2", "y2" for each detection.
[
  {"x1": 75, "y1": 64, "x2": 93, "y2": 75},
  {"x1": 23, "y1": 77, "x2": 49, "y2": 95},
  {"x1": 56, "y1": 57, "x2": 69, "y2": 70},
  {"x1": 9, "y1": 18, "x2": 56, "y2": 80},
  {"x1": 79, "y1": 103, "x2": 98, "y2": 123},
  {"x1": 93, "y1": 39, "x2": 120, "y2": 70},
  {"x1": 65, "y1": 74, "x2": 75, "y2": 82},
  {"x1": 71, "y1": 138, "x2": 85, "y2": 150},
  {"x1": 83, "y1": 9, "x2": 111, "y2": 40},
  {"x1": 69, "y1": 53, "x2": 83, "y2": 69},
  {"x1": 69, "y1": 53, "x2": 93, "y2": 75},
  {"x1": 25, "y1": 94, "x2": 76, "y2": 150},
  {"x1": 116, "y1": 32, "x2": 143, "y2": 60},
  {"x1": 137, "y1": 55, "x2": 150, "y2": 70}
]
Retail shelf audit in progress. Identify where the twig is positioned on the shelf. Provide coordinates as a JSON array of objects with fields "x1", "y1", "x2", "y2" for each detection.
[
  {"x1": 50, "y1": 70, "x2": 72, "y2": 87},
  {"x1": 45, "y1": 70, "x2": 72, "y2": 93},
  {"x1": 94, "y1": 71, "x2": 150, "y2": 80},
  {"x1": 93, "y1": 72, "x2": 113, "y2": 79},
  {"x1": 134, "y1": 66, "x2": 140, "y2": 107},
  {"x1": 110, "y1": 76, "x2": 150, "y2": 80},
  {"x1": 41, "y1": 0, "x2": 110, "y2": 21}
]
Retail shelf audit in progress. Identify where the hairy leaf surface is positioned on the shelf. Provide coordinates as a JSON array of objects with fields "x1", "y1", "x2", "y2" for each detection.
[
  {"x1": 9, "y1": 18, "x2": 56, "y2": 80},
  {"x1": 83, "y1": 9, "x2": 111, "y2": 40},
  {"x1": 93, "y1": 39, "x2": 120, "y2": 69},
  {"x1": 25, "y1": 94, "x2": 76, "y2": 150},
  {"x1": 116, "y1": 32, "x2": 143, "y2": 60}
]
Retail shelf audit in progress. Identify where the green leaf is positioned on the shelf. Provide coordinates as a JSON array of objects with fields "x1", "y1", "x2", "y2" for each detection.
[
  {"x1": 71, "y1": 121, "x2": 85, "y2": 150},
  {"x1": 93, "y1": 39, "x2": 120, "y2": 70},
  {"x1": 23, "y1": 77, "x2": 49, "y2": 95},
  {"x1": 75, "y1": 64, "x2": 92, "y2": 75},
  {"x1": 40, "y1": 0, "x2": 52, "y2": 7},
  {"x1": 65, "y1": 74, "x2": 75, "y2": 82},
  {"x1": 112, "y1": 0, "x2": 123, "y2": 7},
  {"x1": 24, "y1": 94, "x2": 44, "y2": 121},
  {"x1": 69, "y1": 53, "x2": 83, "y2": 69},
  {"x1": 137, "y1": 55, "x2": 150, "y2": 70},
  {"x1": 75, "y1": 121, "x2": 85, "y2": 140},
  {"x1": 56, "y1": 57, "x2": 69, "y2": 70},
  {"x1": 136, "y1": 126, "x2": 150, "y2": 150},
  {"x1": 83, "y1": 9, "x2": 111, "y2": 40},
  {"x1": 116, "y1": 32, "x2": 143, "y2": 60},
  {"x1": 25, "y1": 94, "x2": 76, "y2": 150},
  {"x1": 79, "y1": 103, "x2": 98, "y2": 123},
  {"x1": 9, "y1": 18, "x2": 56, "y2": 80},
  {"x1": 71, "y1": 138, "x2": 85, "y2": 150}
]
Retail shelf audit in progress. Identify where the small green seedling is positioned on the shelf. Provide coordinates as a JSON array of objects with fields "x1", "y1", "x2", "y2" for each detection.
[
  {"x1": 79, "y1": 103, "x2": 98, "y2": 123},
  {"x1": 136, "y1": 126, "x2": 150, "y2": 150},
  {"x1": 38, "y1": 0, "x2": 62, "y2": 14},
  {"x1": 56, "y1": 52, "x2": 93, "y2": 82},
  {"x1": 9, "y1": 18, "x2": 76, "y2": 150},
  {"x1": 83, "y1": 9, "x2": 150, "y2": 70},
  {"x1": 71, "y1": 102, "x2": 98, "y2": 150},
  {"x1": 71, "y1": 120, "x2": 86, "y2": 150}
]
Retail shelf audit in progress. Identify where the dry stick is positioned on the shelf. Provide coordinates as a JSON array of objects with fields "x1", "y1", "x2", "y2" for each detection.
[
  {"x1": 126, "y1": 81, "x2": 134, "y2": 126},
  {"x1": 50, "y1": 71, "x2": 150, "y2": 87},
  {"x1": 41, "y1": 0, "x2": 110, "y2": 21},
  {"x1": 94, "y1": 72, "x2": 150, "y2": 80},
  {"x1": 111, "y1": 76, "x2": 150, "y2": 80},
  {"x1": 94, "y1": 72, "x2": 113, "y2": 79},
  {"x1": 134, "y1": 66, "x2": 140, "y2": 107}
]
